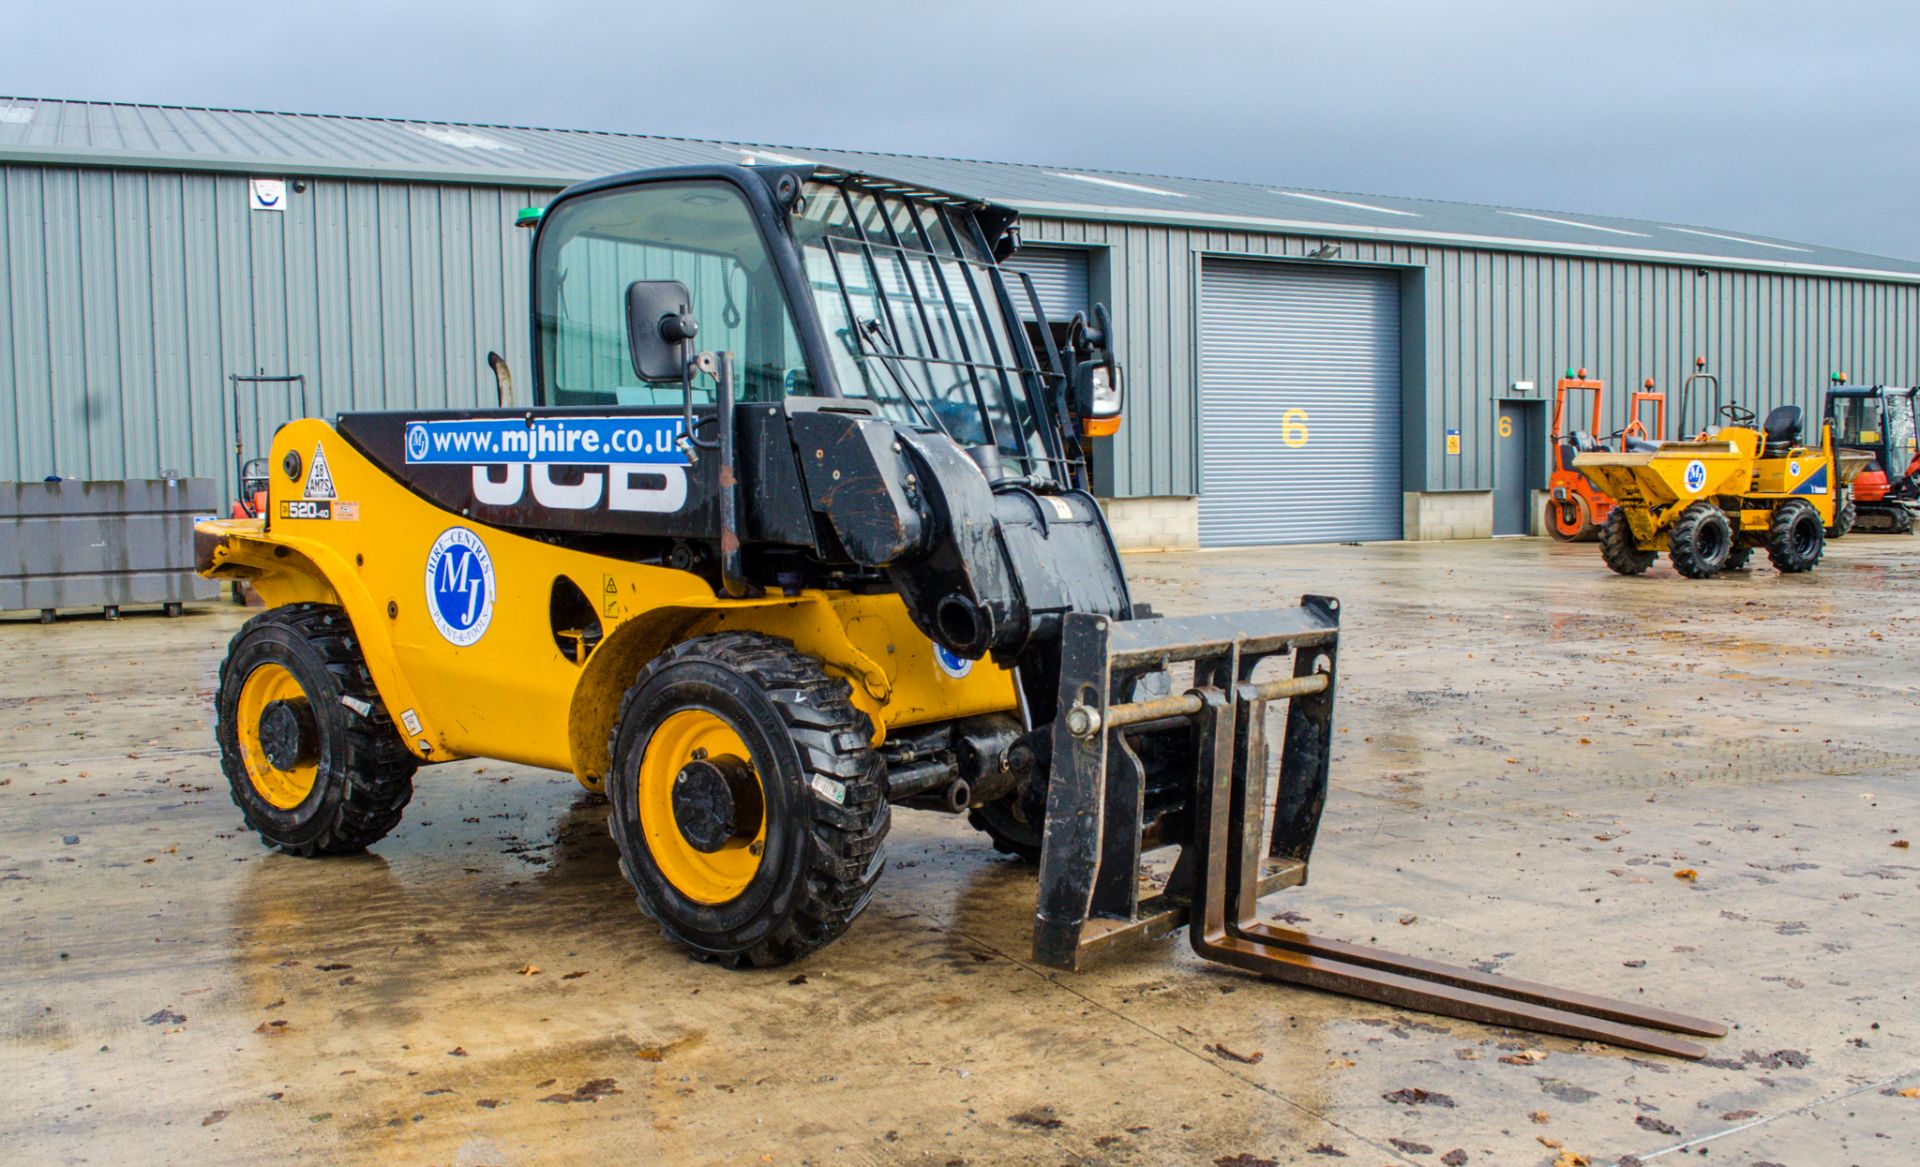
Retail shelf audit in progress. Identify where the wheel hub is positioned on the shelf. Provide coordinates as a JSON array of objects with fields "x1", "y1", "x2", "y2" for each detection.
[
  {"x1": 671, "y1": 755, "x2": 760, "y2": 853},
  {"x1": 258, "y1": 698, "x2": 315, "y2": 772}
]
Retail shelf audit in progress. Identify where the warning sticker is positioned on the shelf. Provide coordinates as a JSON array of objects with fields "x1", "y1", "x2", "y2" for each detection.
[{"x1": 303, "y1": 443, "x2": 337, "y2": 500}]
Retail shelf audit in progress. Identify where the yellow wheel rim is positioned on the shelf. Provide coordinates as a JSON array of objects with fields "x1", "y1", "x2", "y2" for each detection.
[
  {"x1": 637, "y1": 710, "x2": 767, "y2": 904},
  {"x1": 236, "y1": 663, "x2": 319, "y2": 810}
]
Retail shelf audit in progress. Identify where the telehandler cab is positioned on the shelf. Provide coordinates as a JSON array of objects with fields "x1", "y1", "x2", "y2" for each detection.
[{"x1": 196, "y1": 164, "x2": 1720, "y2": 1056}]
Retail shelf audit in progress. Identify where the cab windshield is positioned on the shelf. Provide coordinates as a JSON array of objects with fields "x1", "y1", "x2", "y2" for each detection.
[
  {"x1": 790, "y1": 180, "x2": 1057, "y2": 478},
  {"x1": 1831, "y1": 395, "x2": 1885, "y2": 447},
  {"x1": 535, "y1": 180, "x2": 813, "y2": 406}
]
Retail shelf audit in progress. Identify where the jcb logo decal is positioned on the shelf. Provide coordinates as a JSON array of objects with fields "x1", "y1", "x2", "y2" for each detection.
[{"x1": 471, "y1": 464, "x2": 688, "y2": 514}]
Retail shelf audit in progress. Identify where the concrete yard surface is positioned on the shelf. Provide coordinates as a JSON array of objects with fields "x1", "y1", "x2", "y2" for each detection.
[{"x1": 3, "y1": 536, "x2": 1917, "y2": 1166}]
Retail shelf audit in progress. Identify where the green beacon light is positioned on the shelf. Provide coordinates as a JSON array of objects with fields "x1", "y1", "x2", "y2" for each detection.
[
  {"x1": 514, "y1": 206, "x2": 544, "y2": 230},
  {"x1": 1831, "y1": 371, "x2": 1847, "y2": 384}
]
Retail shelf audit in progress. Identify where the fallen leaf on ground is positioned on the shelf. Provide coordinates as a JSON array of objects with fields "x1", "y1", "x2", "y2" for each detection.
[
  {"x1": 1214, "y1": 1156, "x2": 1279, "y2": 1167},
  {"x1": 1898, "y1": 1087, "x2": 1920, "y2": 1099},
  {"x1": 1673, "y1": 869, "x2": 1698, "y2": 881},
  {"x1": 1388, "y1": 1138, "x2": 1433, "y2": 1154},
  {"x1": 1634, "y1": 1116, "x2": 1681, "y2": 1136},
  {"x1": 1499, "y1": 1049, "x2": 1548, "y2": 1065},
  {"x1": 143, "y1": 1009, "x2": 185, "y2": 1026},
  {"x1": 1529, "y1": 1110, "x2": 1550, "y2": 1124},
  {"x1": 1382, "y1": 1088, "x2": 1455, "y2": 1107},
  {"x1": 1441, "y1": 1152, "x2": 1468, "y2": 1166},
  {"x1": 201, "y1": 1110, "x2": 228, "y2": 1126},
  {"x1": 1552, "y1": 1152, "x2": 1590, "y2": 1167},
  {"x1": 562, "y1": 971, "x2": 587, "y2": 980},
  {"x1": 518, "y1": 964, "x2": 541, "y2": 976},
  {"x1": 1206, "y1": 1042, "x2": 1263, "y2": 1065}
]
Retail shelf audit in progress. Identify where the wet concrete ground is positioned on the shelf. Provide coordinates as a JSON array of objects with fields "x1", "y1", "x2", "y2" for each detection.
[{"x1": 3, "y1": 535, "x2": 1917, "y2": 1167}]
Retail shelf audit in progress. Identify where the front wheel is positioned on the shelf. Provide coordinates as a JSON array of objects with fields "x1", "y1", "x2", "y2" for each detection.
[
  {"x1": 607, "y1": 632, "x2": 889, "y2": 968},
  {"x1": 215, "y1": 604, "x2": 417, "y2": 855},
  {"x1": 1767, "y1": 500, "x2": 1825, "y2": 573},
  {"x1": 1667, "y1": 501, "x2": 1733, "y2": 579},
  {"x1": 1599, "y1": 507, "x2": 1657, "y2": 576}
]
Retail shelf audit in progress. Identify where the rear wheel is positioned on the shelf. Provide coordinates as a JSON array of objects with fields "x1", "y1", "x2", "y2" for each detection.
[
  {"x1": 607, "y1": 632, "x2": 889, "y2": 967},
  {"x1": 1598, "y1": 507, "x2": 1656, "y2": 576},
  {"x1": 1667, "y1": 501, "x2": 1732, "y2": 579},
  {"x1": 1767, "y1": 500, "x2": 1825, "y2": 573},
  {"x1": 215, "y1": 604, "x2": 416, "y2": 855},
  {"x1": 1828, "y1": 489, "x2": 1856, "y2": 538},
  {"x1": 1544, "y1": 494, "x2": 1593, "y2": 542}
]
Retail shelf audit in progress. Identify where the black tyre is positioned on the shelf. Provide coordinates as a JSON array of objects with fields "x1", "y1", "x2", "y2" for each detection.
[
  {"x1": 1599, "y1": 507, "x2": 1657, "y2": 576},
  {"x1": 1723, "y1": 544, "x2": 1754, "y2": 571},
  {"x1": 967, "y1": 796, "x2": 1044, "y2": 862},
  {"x1": 215, "y1": 604, "x2": 417, "y2": 856},
  {"x1": 1828, "y1": 489, "x2": 1856, "y2": 539},
  {"x1": 1767, "y1": 500, "x2": 1826, "y2": 573},
  {"x1": 607, "y1": 632, "x2": 889, "y2": 968},
  {"x1": 1666, "y1": 501, "x2": 1733, "y2": 579}
]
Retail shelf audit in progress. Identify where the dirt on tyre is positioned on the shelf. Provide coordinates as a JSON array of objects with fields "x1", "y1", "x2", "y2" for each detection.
[
  {"x1": 1767, "y1": 500, "x2": 1826, "y2": 573},
  {"x1": 1544, "y1": 495, "x2": 1595, "y2": 542},
  {"x1": 607, "y1": 632, "x2": 889, "y2": 968},
  {"x1": 1599, "y1": 507, "x2": 1657, "y2": 575},
  {"x1": 215, "y1": 604, "x2": 417, "y2": 856},
  {"x1": 1666, "y1": 501, "x2": 1733, "y2": 579}
]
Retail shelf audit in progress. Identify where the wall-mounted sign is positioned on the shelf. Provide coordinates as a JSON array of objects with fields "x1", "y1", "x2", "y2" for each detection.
[
  {"x1": 249, "y1": 179, "x2": 287, "y2": 213},
  {"x1": 1445, "y1": 428, "x2": 1461, "y2": 456}
]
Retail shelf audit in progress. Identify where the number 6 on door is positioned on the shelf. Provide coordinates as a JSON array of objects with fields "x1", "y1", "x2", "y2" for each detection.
[
  {"x1": 1282, "y1": 408, "x2": 1310, "y2": 448},
  {"x1": 1498, "y1": 415, "x2": 1513, "y2": 438}
]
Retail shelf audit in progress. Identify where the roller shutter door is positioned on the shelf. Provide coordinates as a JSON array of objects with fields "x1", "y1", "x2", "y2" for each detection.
[
  {"x1": 1002, "y1": 247, "x2": 1090, "y2": 322},
  {"x1": 1198, "y1": 260, "x2": 1403, "y2": 546}
]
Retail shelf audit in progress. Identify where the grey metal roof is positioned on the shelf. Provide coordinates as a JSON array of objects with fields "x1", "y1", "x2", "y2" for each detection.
[{"x1": 4, "y1": 95, "x2": 1916, "y2": 282}]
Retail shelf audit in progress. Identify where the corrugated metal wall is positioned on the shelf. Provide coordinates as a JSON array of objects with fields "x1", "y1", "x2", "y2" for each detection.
[
  {"x1": 0, "y1": 164, "x2": 545, "y2": 495},
  {"x1": 3, "y1": 160, "x2": 1916, "y2": 504},
  {"x1": 1021, "y1": 215, "x2": 1920, "y2": 498}
]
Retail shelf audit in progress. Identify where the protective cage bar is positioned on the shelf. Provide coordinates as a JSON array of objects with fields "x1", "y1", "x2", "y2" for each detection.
[{"x1": 1033, "y1": 597, "x2": 1727, "y2": 1059}]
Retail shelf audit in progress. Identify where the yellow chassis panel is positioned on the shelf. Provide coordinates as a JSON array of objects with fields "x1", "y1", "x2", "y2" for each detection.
[{"x1": 199, "y1": 419, "x2": 1019, "y2": 789}]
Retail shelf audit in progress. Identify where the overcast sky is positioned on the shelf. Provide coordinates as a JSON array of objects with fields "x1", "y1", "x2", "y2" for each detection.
[{"x1": 14, "y1": 1, "x2": 1920, "y2": 259}]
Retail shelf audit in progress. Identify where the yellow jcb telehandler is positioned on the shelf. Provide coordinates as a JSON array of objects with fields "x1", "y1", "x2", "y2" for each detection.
[{"x1": 195, "y1": 164, "x2": 1721, "y2": 1057}]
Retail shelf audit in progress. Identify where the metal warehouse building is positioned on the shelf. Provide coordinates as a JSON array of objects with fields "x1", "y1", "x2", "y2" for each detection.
[{"x1": 5, "y1": 97, "x2": 1919, "y2": 549}]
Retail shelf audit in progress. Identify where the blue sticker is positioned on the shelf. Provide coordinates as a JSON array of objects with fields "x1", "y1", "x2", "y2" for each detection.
[
  {"x1": 1684, "y1": 459, "x2": 1707, "y2": 493},
  {"x1": 404, "y1": 416, "x2": 688, "y2": 466},
  {"x1": 934, "y1": 644, "x2": 974, "y2": 679},
  {"x1": 425, "y1": 527, "x2": 495, "y2": 646}
]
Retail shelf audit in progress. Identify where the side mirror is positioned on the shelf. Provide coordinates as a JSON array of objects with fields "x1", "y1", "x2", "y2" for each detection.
[
  {"x1": 1070, "y1": 303, "x2": 1123, "y2": 437},
  {"x1": 625, "y1": 280, "x2": 699, "y2": 382}
]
